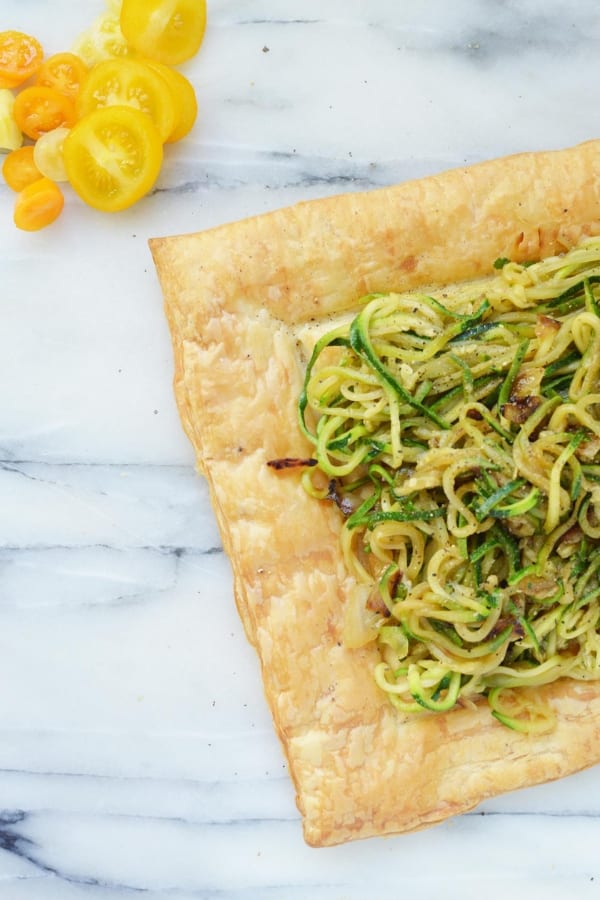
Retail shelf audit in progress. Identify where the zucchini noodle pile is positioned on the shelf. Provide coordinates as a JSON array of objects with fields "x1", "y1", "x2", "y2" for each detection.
[{"x1": 297, "y1": 235, "x2": 600, "y2": 732}]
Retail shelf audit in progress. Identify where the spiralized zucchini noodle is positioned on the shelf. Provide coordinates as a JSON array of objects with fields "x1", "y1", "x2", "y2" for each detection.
[{"x1": 293, "y1": 235, "x2": 600, "y2": 733}]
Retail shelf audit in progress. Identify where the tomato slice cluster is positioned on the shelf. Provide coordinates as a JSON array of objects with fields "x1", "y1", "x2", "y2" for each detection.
[{"x1": 1, "y1": 0, "x2": 206, "y2": 231}]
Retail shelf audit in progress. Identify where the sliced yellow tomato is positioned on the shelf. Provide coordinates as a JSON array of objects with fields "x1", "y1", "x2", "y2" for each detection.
[
  {"x1": 142, "y1": 58, "x2": 197, "y2": 142},
  {"x1": 77, "y1": 58, "x2": 176, "y2": 142},
  {"x1": 13, "y1": 177, "x2": 64, "y2": 231},
  {"x1": 33, "y1": 127, "x2": 70, "y2": 182},
  {"x1": 0, "y1": 88, "x2": 23, "y2": 151},
  {"x1": 2, "y1": 145, "x2": 41, "y2": 191},
  {"x1": 63, "y1": 105, "x2": 163, "y2": 212},
  {"x1": 120, "y1": 0, "x2": 207, "y2": 66},
  {"x1": 36, "y1": 52, "x2": 88, "y2": 100},
  {"x1": 71, "y1": 10, "x2": 134, "y2": 67}
]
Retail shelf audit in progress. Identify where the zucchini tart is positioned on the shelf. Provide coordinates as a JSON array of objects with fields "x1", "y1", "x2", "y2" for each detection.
[{"x1": 151, "y1": 141, "x2": 600, "y2": 846}]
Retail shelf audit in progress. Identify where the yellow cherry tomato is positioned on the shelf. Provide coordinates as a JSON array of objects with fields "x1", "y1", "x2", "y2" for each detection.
[
  {"x1": 120, "y1": 0, "x2": 207, "y2": 66},
  {"x1": 63, "y1": 105, "x2": 163, "y2": 212},
  {"x1": 0, "y1": 88, "x2": 23, "y2": 151},
  {"x1": 2, "y1": 145, "x2": 41, "y2": 191},
  {"x1": 141, "y1": 58, "x2": 197, "y2": 142},
  {"x1": 71, "y1": 10, "x2": 134, "y2": 67},
  {"x1": 13, "y1": 177, "x2": 64, "y2": 231},
  {"x1": 77, "y1": 58, "x2": 176, "y2": 142},
  {"x1": 33, "y1": 127, "x2": 70, "y2": 182}
]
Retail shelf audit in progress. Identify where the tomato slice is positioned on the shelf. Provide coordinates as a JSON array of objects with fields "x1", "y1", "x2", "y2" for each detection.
[
  {"x1": 77, "y1": 58, "x2": 176, "y2": 142},
  {"x1": 33, "y1": 127, "x2": 70, "y2": 182},
  {"x1": 71, "y1": 11, "x2": 135, "y2": 67},
  {"x1": 142, "y1": 59, "x2": 197, "y2": 143},
  {"x1": 0, "y1": 30, "x2": 44, "y2": 89},
  {"x1": 120, "y1": 0, "x2": 207, "y2": 66},
  {"x1": 36, "y1": 52, "x2": 88, "y2": 99},
  {"x1": 2, "y1": 145, "x2": 42, "y2": 192},
  {"x1": 63, "y1": 105, "x2": 163, "y2": 212},
  {"x1": 13, "y1": 177, "x2": 64, "y2": 231},
  {"x1": 13, "y1": 85, "x2": 76, "y2": 140},
  {"x1": 0, "y1": 88, "x2": 23, "y2": 151}
]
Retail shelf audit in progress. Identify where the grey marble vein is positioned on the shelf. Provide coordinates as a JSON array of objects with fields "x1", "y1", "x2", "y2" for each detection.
[
  {"x1": 158, "y1": 147, "x2": 473, "y2": 196},
  {"x1": 1, "y1": 461, "x2": 220, "y2": 552}
]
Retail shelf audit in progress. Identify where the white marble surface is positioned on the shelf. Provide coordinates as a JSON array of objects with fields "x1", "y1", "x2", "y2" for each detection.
[{"x1": 2, "y1": 0, "x2": 600, "y2": 896}]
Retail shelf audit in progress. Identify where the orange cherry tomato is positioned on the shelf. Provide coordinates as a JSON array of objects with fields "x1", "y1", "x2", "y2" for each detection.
[
  {"x1": 141, "y1": 59, "x2": 197, "y2": 143},
  {"x1": 63, "y1": 105, "x2": 163, "y2": 212},
  {"x1": 2, "y1": 145, "x2": 42, "y2": 191},
  {"x1": 76, "y1": 58, "x2": 176, "y2": 142},
  {"x1": 120, "y1": 0, "x2": 206, "y2": 66},
  {"x1": 35, "y1": 52, "x2": 88, "y2": 99},
  {"x1": 0, "y1": 30, "x2": 44, "y2": 89},
  {"x1": 13, "y1": 177, "x2": 64, "y2": 231},
  {"x1": 13, "y1": 85, "x2": 76, "y2": 140}
]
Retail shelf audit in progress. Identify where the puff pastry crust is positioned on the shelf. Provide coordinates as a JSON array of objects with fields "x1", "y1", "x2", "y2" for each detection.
[{"x1": 150, "y1": 141, "x2": 600, "y2": 846}]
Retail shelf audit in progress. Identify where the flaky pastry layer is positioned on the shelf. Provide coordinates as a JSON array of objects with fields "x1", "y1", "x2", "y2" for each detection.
[{"x1": 150, "y1": 141, "x2": 600, "y2": 846}]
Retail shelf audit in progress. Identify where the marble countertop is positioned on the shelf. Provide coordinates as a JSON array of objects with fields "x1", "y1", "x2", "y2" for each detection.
[{"x1": 3, "y1": 1, "x2": 600, "y2": 896}]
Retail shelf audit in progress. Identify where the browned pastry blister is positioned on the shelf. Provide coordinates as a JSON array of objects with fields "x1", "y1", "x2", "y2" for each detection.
[{"x1": 150, "y1": 141, "x2": 600, "y2": 847}]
